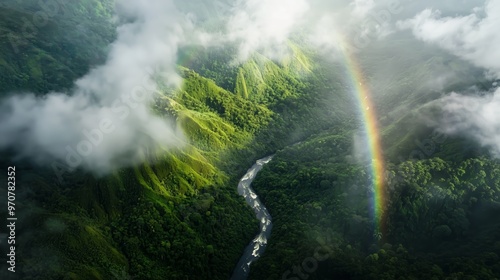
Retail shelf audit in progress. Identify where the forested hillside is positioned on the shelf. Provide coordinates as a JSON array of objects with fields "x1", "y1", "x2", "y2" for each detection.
[
  {"x1": 249, "y1": 132, "x2": 500, "y2": 279},
  {"x1": 1, "y1": 1, "x2": 500, "y2": 280},
  {"x1": 0, "y1": 1, "x2": 351, "y2": 279},
  {"x1": 0, "y1": 0, "x2": 115, "y2": 94}
]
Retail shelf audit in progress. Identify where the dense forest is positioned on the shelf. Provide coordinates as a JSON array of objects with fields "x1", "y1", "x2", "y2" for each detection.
[
  {"x1": 249, "y1": 134, "x2": 500, "y2": 279},
  {"x1": 1, "y1": 1, "x2": 500, "y2": 280}
]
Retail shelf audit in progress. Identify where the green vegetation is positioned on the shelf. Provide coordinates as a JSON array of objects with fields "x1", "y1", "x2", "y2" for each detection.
[
  {"x1": 249, "y1": 135, "x2": 500, "y2": 279},
  {"x1": 1, "y1": 1, "x2": 500, "y2": 280},
  {"x1": 0, "y1": 0, "x2": 115, "y2": 94},
  {"x1": 0, "y1": 2, "x2": 335, "y2": 278}
]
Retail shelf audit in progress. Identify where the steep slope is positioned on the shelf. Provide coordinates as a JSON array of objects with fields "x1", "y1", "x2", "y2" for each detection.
[
  {"x1": 0, "y1": 3, "x2": 333, "y2": 279},
  {"x1": 234, "y1": 45, "x2": 311, "y2": 103},
  {"x1": 1, "y1": 67, "x2": 285, "y2": 279},
  {"x1": 4, "y1": 2, "x2": 498, "y2": 280}
]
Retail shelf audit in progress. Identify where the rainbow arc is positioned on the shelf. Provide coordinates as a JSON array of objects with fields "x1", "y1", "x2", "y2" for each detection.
[{"x1": 335, "y1": 36, "x2": 387, "y2": 239}]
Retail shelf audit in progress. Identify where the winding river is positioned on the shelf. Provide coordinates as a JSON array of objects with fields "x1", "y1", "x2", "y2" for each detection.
[{"x1": 230, "y1": 155, "x2": 274, "y2": 280}]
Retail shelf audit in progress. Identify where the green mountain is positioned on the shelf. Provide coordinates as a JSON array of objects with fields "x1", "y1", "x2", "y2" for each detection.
[
  {"x1": 0, "y1": 2, "x2": 345, "y2": 279},
  {"x1": 1, "y1": 1, "x2": 500, "y2": 280}
]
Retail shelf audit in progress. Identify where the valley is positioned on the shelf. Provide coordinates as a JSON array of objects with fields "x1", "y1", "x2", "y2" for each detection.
[{"x1": 1, "y1": 1, "x2": 500, "y2": 280}]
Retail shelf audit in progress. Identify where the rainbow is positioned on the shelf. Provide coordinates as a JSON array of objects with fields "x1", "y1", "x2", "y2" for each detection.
[
  {"x1": 336, "y1": 39, "x2": 387, "y2": 240},
  {"x1": 176, "y1": 39, "x2": 387, "y2": 238}
]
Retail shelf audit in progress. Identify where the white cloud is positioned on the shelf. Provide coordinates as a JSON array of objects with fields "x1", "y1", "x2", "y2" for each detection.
[
  {"x1": 432, "y1": 87, "x2": 500, "y2": 157},
  {"x1": 350, "y1": 0, "x2": 376, "y2": 18},
  {"x1": 0, "y1": 0, "x2": 187, "y2": 175},
  {"x1": 399, "y1": 0, "x2": 500, "y2": 78},
  {"x1": 226, "y1": 0, "x2": 310, "y2": 61}
]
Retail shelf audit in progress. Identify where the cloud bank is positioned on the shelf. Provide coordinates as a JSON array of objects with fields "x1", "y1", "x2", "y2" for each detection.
[
  {"x1": 226, "y1": 0, "x2": 309, "y2": 61},
  {"x1": 401, "y1": 0, "x2": 500, "y2": 158},
  {"x1": 399, "y1": 0, "x2": 500, "y2": 78},
  {"x1": 0, "y1": 0, "x2": 187, "y2": 175},
  {"x1": 430, "y1": 88, "x2": 500, "y2": 156},
  {"x1": 1, "y1": 0, "x2": 498, "y2": 175}
]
